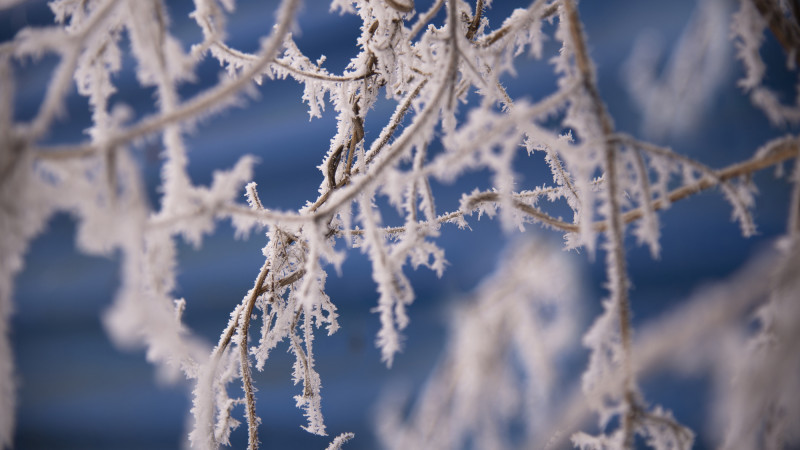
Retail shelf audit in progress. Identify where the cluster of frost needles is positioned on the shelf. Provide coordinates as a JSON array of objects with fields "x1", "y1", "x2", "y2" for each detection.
[{"x1": 1, "y1": 0, "x2": 800, "y2": 448}]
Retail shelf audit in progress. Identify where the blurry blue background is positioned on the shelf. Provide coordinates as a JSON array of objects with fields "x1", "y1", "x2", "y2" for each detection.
[{"x1": 3, "y1": 0, "x2": 798, "y2": 448}]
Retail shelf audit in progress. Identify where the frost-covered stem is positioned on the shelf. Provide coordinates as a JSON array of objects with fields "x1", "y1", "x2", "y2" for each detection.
[
  {"x1": 289, "y1": 311, "x2": 312, "y2": 395},
  {"x1": 255, "y1": 268, "x2": 305, "y2": 296},
  {"x1": 194, "y1": 303, "x2": 242, "y2": 448},
  {"x1": 32, "y1": 0, "x2": 300, "y2": 160},
  {"x1": 362, "y1": 78, "x2": 428, "y2": 168},
  {"x1": 477, "y1": 1, "x2": 559, "y2": 48},
  {"x1": 308, "y1": 30, "x2": 457, "y2": 219},
  {"x1": 547, "y1": 148, "x2": 580, "y2": 206},
  {"x1": 409, "y1": 0, "x2": 445, "y2": 41},
  {"x1": 25, "y1": 0, "x2": 117, "y2": 140},
  {"x1": 345, "y1": 114, "x2": 363, "y2": 179},
  {"x1": 240, "y1": 260, "x2": 271, "y2": 450},
  {"x1": 616, "y1": 134, "x2": 755, "y2": 229},
  {"x1": 339, "y1": 190, "x2": 578, "y2": 237},
  {"x1": 602, "y1": 142, "x2": 636, "y2": 448},
  {"x1": 538, "y1": 248, "x2": 779, "y2": 449},
  {"x1": 466, "y1": 0, "x2": 484, "y2": 40},
  {"x1": 609, "y1": 136, "x2": 799, "y2": 231},
  {"x1": 206, "y1": 40, "x2": 374, "y2": 83},
  {"x1": 149, "y1": 135, "x2": 799, "y2": 238},
  {"x1": 563, "y1": 0, "x2": 636, "y2": 446},
  {"x1": 751, "y1": 0, "x2": 800, "y2": 66},
  {"x1": 463, "y1": 191, "x2": 578, "y2": 230},
  {"x1": 325, "y1": 432, "x2": 355, "y2": 450},
  {"x1": 300, "y1": 78, "x2": 427, "y2": 214},
  {"x1": 446, "y1": 0, "x2": 460, "y2": 108},
  {"x1": 313, "y1": 0, "x2": 461, "y2": 219},
  {"x1": 341, "y1": 134, "x2": 798, "y2": 237}
]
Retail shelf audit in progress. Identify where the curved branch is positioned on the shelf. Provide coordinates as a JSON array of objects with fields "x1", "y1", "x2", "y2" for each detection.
[
  {"x1": 22, "y1": 0, "x2": 119, "y2": 140},
  {"x1": 308, "y1": 0, "x2": 460, "y2": 220},
  {"x1": 563, "y1": 0, "x2": 636, "y2": 445},
  {"x1": 605, "y1": 136, "x2": 800, "y2": 233},
  {"x1": 239, "y1": 260, "x2": 271, "y2": 450},
  {"x1": 34, "y1": 0, "x2": 302, "y2": 160},
  {"x1": 209, "y1": 39, "x2": 375, "y2": 83},
  {"x1": 409, "y1": 0, "x2": 445, "y2": 41},
  {"x1": 306, "y1": 76, "x2": 429, "y2": 214},
  {"x1": 476, "y1": 0, "x2": 558, "y2": 48},
  {"x1": 466, "y1": 0, "x2": 485, "y2": 41}
]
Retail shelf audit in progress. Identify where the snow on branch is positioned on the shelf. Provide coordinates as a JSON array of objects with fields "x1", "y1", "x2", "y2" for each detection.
[{"x1": 1, "y1": 0, "x2": 799, "y2": 448}]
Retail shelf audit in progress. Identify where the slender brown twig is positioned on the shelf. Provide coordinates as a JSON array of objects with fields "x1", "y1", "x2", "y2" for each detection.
[
  {"x1": 466, "y1": 0, "x2": 485, "y2": 41},
  {"x1": 239, "y1": 260, "x2": 271, "y2": 450},
  {"x1": 562, "y1": 0, "x2": 636, "y2": 446},
  {"x1": 307, "y1": 77, "x2": 429, "y2": 214}
]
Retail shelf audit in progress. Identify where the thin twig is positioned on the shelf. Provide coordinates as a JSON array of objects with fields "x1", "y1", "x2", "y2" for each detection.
[
  {"x1": 608, "y1": 136, "x2": 799, "y2": 233},
  {"x1": 614, "y1": 133, "x2": 756, "y2": 231},
  {"x1": 289, "y1": 310, "x2": 312, "y2": 397},
  {"x1": 631, "y1": 146, "x2": 658, "y2": 253},
  {"x1": 198, "y1": 303, "x2": 243, "y2": 446},
  {"x1": 239, "y1": 260, "x2": 271, "y2": 450},
  {"x1": 307, "y1": 77, "x2": 429, "y2": 213},
  {"x1": 477, "y1": 0, "x2": 558, "y2": 48},
  {"x1": 563, "y1": 0, "x2": 636, "y2": 446},
  {"x1": 23, "y1": 0, "x2": 119, "y2": 140},
  {"x1": 409, "y1": 0, "x2": 445, "y2": 41},
  {"x1": 466, "y1": 0, "x2": 484, "y2": 41},
  {"x1": 534, "y1": 246, "x2": 778, "y2": 449},
  {"x1": 256, "y1": 268, "x2": 306, "y2": 296},
  {"x1": 34, "y1": 0, "x2": 302, "y2": 161},
  {"x1": 209, "y1": 39, "x2": 375, "y2": 83}
]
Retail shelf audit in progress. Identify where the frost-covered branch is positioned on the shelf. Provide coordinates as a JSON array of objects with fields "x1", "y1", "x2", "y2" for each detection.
[{"x1": 2, "y1": 0, "x2": 800, "y2": 448}]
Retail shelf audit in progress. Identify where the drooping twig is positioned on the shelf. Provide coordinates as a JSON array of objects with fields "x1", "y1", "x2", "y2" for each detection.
[
  {"x1": 22, "y1": 0, "x2": 119, "y2": 141},
  {"x1": 562, "y1": 0, "x2": 637, "y2": 446},
  {"x1": 477, "y1": 0, "x2": 558, "y2": 48},
  {"x1": 239, "y1": 260, "x2": 271, "y2": 450},
  {"x1": 535, "y1": 246, "x2": 779, "y2": 449},
  {"x1": 33, "y1": 0, "x2": 302, "y2": 161},
  {"x1": 610, "y1": 135, "x2": 799, "y2": 232}
]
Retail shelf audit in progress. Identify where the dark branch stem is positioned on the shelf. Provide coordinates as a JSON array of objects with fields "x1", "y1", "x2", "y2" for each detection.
[{"x1": 466, "y1": 0, "x2": 484, "y2": 41}]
